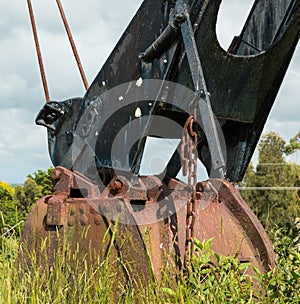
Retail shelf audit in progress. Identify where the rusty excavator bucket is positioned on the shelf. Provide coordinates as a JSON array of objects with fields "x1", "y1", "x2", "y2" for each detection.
[{"x1": 21, "y1": 0, "x2": 299, "y2": 291}]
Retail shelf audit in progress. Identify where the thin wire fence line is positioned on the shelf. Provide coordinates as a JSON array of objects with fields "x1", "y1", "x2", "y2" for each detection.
[
  {"x1": 255, "y1": 163, "x2": 299, "y2": 166},
  {"x1": 238, "y1": 186, "x2": 300, "y2": 191}
]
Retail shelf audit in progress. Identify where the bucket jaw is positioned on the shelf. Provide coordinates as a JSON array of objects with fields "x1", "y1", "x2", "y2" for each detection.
[{"x1": 19, "y1": 167, "x2": 275, "y2": 286}]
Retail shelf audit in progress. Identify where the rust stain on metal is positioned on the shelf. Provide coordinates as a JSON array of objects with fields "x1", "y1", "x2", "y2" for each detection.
[{"x1": 20, "y1": 168, "x2": 275, "y2": 286}]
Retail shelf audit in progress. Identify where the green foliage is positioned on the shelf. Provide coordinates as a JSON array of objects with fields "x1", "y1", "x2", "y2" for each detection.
[
  {"x1": 258, "y1": 132, "x2": 286, "y2": 165},
  {"x1": 27, "y1": 168, "x2": 54, "y2": 197},
  {"x1": 253, "y1": 222, "x2": 300, "y2": 303},
  {"x1": 0, "y1": 182, "x2": 18, "y2": 234},
  {"x1": 240, "y1": 132, "x2": 300, "y2": 232},
  {"x1": 284, "y1": 131, "x2": 300, "y2": 155},
  {"x1": 1, "y1": 230, "x2": 300, "y2": 303},
  {"x1": 0, "y1": 168, "x2": 53, "y2": 237},
  {"x1": 1, "y1": 131, "x2": 300, "y2": 302},
  {"x1": 15, "y1": 179, "x2": 39, "y2": 217},
  {"x1": 178, "y1": 239, "x2": 254, "y2": 303}
]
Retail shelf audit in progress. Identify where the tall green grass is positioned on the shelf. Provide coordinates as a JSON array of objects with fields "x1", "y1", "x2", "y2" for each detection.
[{"x1": 1, "y1": 218, "x2": 299, "y2": 303}]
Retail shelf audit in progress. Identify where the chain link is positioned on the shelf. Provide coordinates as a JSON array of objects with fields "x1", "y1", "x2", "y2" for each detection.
[{"x1": 181, "y1": 107, "x2": 198, "y2": 276}]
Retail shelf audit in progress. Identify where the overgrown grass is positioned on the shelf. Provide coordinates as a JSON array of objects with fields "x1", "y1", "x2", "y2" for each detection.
[{"x1": 0, "y1": 220, "x2": 299, "y2": 303}]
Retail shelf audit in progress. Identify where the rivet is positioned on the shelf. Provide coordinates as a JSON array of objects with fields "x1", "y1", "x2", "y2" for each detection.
[
  {"x1": 196, "y1": 182, "x2": 205, "y2": 193},
  {"x1": 68, "y1": 217, "x2": 75, "y2": 226},
  {"x1": 117, "y1": 202, "x2": 123, "y2": 213},
  {"x1": 175, "y1": 13, "x2": 186, "y2": 23},
  {"x1": 199, "y1": 89, "x2": 205, "y2": 98},
  {"x1": 65, "y1": 131, "x2": 74, "y2": 144},
  {"x1": 102, "y1": 202, "x2": 109, "y2": 214},
  {"x1": 52, "y1": 169, "x2": 61, "y2": 181},
  {"x1": 80, "y1": 215, "x2": 88, "y2": 226},
  {"x1": 90, "y1": 207, "x2": 96, "y2": 215},
  {"x1": 138, "y1": 52, "x2": 145, "y2": 60},
  {"x1": 94, "y1": 215, "x2": 101, "y2": 225}
]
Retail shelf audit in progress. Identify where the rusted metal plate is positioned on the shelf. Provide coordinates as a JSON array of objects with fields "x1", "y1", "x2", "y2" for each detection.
[
  {"x1": 20, "y1": 168, "x2": 275, "y2": 287},
  {"x1": 193, "y1": 179, "x2": 275, "y2": 271},
  {"x1": 19, "y1": 168, "x2": 153, "y2": 292}
]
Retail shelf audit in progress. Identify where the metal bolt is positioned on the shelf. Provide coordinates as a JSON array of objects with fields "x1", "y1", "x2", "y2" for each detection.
[
  {"x1": 102, "y1": 202, "x2": 109, "y2": 214},
  {"x1": 68, "y1": 217, "x2": 75, "y2": 226},
  {"x1": 138, "y1": 52, "x2": 145, "y2": 60},
  {"x1": 175, "y1": 13, "x2": 186, "y2": 23},
  {"x1": 111, "y1": 180, "x2": 123, "y2": 192},
  {"x1": 80, "y1": 215, "x2": 88, "y2": 226},
  {"x1": 117, "y1": 201, "x2": 123, "y2": 213},
  {"x1": 196, "y1": 182, "x2": 205, "y2": 193},
  {"x1": 90, "y1": 207, "x2": 96, "y2": 215},
  {"x1": 94, "y1": 215, "x2": 101, "y2": 225},
  {"x1": 199, "y1": 89, "x2": 205, "y2": 98},
  {"x1": 79, "y1": 208, "x2": 85, "y2": 214},
  {"x1": 65, "y1": 131, "x2": 74, "y2": 144},
  {"x1": 52, "y1": 169, "x2": 61, "y2": 181}
]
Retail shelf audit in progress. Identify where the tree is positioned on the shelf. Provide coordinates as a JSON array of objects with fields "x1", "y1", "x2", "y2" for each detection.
[
  {"x1": 15, "y1": 178, "x2": 41, "y2": 217},
  {"x1": 0, "y1": 181, "x2": 17, "y2": 233},
  {"x1": 15, "y1": 168, "x2": 54, "y2": 218},
  {"x1": 0, "y1": 168, "x2": 54, "y2": 237},
  {"x1": 27, "y1": 168, "x2": 54, "y2": 197},
  {"x1": 284, "y1": 131, "x2": 300, "y2": 155},
  {"x1": 258, "y1": 132, "x2": 286, "y2": 166},
  {"x1": 241, "y1": 132, "x2": 300, "y2": 232}
]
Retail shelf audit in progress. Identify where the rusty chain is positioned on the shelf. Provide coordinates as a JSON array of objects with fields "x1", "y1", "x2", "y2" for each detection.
[{"x1": 181, "y1": 107, "x2": 198, "y2": 276}]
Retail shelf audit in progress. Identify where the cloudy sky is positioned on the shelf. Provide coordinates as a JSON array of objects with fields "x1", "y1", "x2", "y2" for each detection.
[{"x1": 0, "y1": 0, "x2": 299, "y2": 183}]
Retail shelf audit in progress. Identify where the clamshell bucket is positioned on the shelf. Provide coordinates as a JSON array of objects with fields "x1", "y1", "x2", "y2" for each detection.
[{"x1": 21, "y1": 0, "x2": 299, "y2": 293}]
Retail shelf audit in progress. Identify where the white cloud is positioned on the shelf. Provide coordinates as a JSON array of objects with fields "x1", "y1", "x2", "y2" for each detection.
[
  {"x1": 268, "y1": 52, "x2": 300, "y2": 123},
  {"x1": 0, "y1": 108, "x2": 51, "y2": 182},
  {"x1": 263, "y1": 119, "x2": 300, "y2": 142},
  {"x1": 217, "y1": 0, "x2": 254, "y2": 49}
]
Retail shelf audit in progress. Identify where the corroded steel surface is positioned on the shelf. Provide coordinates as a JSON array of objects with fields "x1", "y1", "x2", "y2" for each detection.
[{"x1": 20, "y1": 168, "x2": 275, "y2": 285}]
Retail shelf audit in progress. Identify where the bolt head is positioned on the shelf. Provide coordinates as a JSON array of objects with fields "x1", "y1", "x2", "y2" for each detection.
[
  {"x1": 138, "y1": 52, "x2": 145, "y2": 60},
  {"x1": 116, "y1": 202, "x2": 123, "y2": 213},
  {"x1": 196, "y1": 182, "x2": 205, "y2": 193},
  {"x1": 52, "y1": 169, "x2": 61, "y2": 181},
  {"x1": 175, "y1": 13, "x2": 186, "y2": 23},
  {"x1": 68, "y1": 217, "x2": 75, "y2": 226},
  {"x1": 94, "y1": 215, "x2": 101, "y2": 225},
  {"x1": 199, "y1": 89, "x2": 205, "y2": 98},
  {"x1": 80, "y1": 215, "x2": 88, "y2": 226}
]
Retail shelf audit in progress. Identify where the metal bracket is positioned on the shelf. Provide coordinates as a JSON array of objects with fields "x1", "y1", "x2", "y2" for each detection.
[
  {"x1": 46, "y1": 195, "x2": 67, "y2": 226},
  {"x1": 139, "y1": 0, "x2": 226, "y2": 178},
  {"x1": 176, "y1": 1, "x2": 226, "y2": 178},
  {"x1": 35, "y1": 101, "x2": 66, "y2": 133}
]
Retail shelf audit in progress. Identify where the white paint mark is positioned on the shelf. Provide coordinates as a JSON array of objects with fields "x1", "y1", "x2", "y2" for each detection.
[
  {"x1": 135, "y1": 107, "x2": 142, "y2": 118},
  {"x1": 136, "y1": 77, "x2": 143, "y2": 87},
  {"x1": 119, "y1": 96, "x2": 124, "y2": 101}
]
